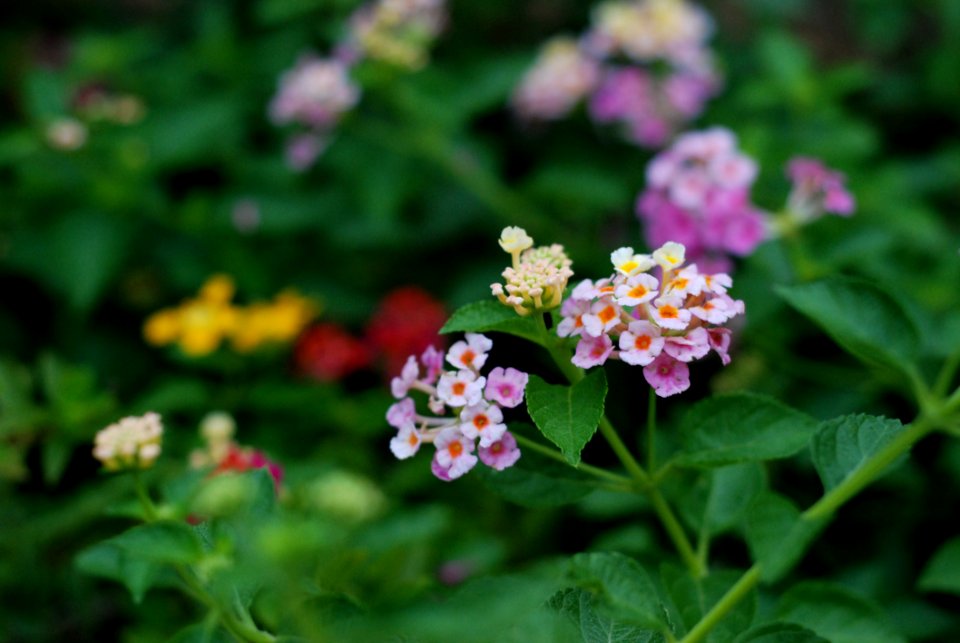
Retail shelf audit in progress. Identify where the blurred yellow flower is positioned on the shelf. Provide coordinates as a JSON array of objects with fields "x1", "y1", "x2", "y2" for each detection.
[{"x1": 143, "y1": 275, "x2": 318, "y2": 357}]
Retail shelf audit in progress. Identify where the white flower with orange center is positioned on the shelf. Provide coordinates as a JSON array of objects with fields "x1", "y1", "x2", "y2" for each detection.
[
  {"x1": 432, "y1": 428, "x2": 478, "y2": 480},
  {"x1": 389, "y1": 424, "x2": 422, "y2": 459},
  {"x1": 459, "y1": 403, "x2": 507, "y2": 447},
  {"x1": 615, "y1": 273, "x2": 660, "y2": 306},
  {"x1": 649, "y1": 295, "x2": 690, "y2": 330},
  {"x1": 445, "y1": 333, "x2": 493, "y2": 371},
  {"x1": 582, "y1": 298, "x2": 625, "y2": 337},
  {"x1": 664, "y1": 265, "x2": 703, "y2": 298},
  {"x1": 618, "y1": 321, "x2": 665, "y2": 366},
  {"x1": 436, "y1": 369, "x2": 486, "y2": 407}
]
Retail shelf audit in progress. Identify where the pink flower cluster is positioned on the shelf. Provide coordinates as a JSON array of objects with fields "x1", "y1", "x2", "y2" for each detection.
[
  {"x1": 270, "y1": 0, "x2": 446, "y2": 170},
  {"x1": 512, "y1": 0, "x2": 720, "y2": 148},
  {"x1": 558, "y1": 241, "x2": 744, "y2": 397},
  {"x1": 269, "y1": 55, "x2": 361, "y2": 171},
  {"x1": 387, "y1": 333, "x2": 528, "y2": 481},
  {"x1": 636, "y1": 127, "x2": 767, "y2": 273},
  {"x1": 786, "y1": 157, "x2": 855, "y2": 221}
]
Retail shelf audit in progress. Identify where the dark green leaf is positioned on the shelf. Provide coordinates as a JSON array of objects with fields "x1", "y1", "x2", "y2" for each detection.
[
  {"x1": 526, "y1": 371, "x2": 607, "y2": 466},
  {"x1": 776, "y1": 582, "x2": 906, "y2": 643},
  {"x1": 744, "y1": 492, "x2": 827, "y2": 583},
  {"x1": 777, "y1": 276, "x2": 920, "y2": 373},
  {"x1": 661, "y1": 564, "x2": 756, "y2": 642},
  {"x1": 676, "y1": 393, "x2": 818, "y2": 468},
  {"x1": 734, "y1": 623, "x2": 829, "y2": 643},
  {"x1": 167, "y1": 623, "x2": 234, "y2": 643},
  {"x1": 550, "y1": 588, "x2": 664, "y2": 643},
  {"x1": 810, "y1": 414, "x2": 905, "y2": 492},
  {"x1": 75, "y1": 541, "x2": 161, "y2": 603},
  {"x1": 440, "y1": 300, "x2": 542, "y2": 343},
  {"x1": 475, "y1": 444, "x2": 595, "y2": 507},
  {"x1": 919, "y1": 537, "x2": 960, "y2": 595},
  {"x1": 570, "y1": 552, "x2": 667, "y2": 629},
  {"x1": 109, "y1": 521, "x2": 205, "y2": 565}
]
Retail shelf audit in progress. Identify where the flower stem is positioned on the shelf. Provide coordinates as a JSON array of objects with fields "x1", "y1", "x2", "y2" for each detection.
[
  {"x1": 934, "y1": 349, "x2": 960, "y2": 399},
  {"x1": 512, "y1": 433, "x2": 635, "y2": 486},
  {"x1": 678, "y1": 564, "x2": 763, "y2": 643},
  {"x1": 647, "y1": 387, "x2": 657, "y2": 472},
  {"x1": 132, "y1": 470, "x2": 158, "y2": 522},
  {"x1": 650, "y1": 488, "x2": 706, "y2": 579}
]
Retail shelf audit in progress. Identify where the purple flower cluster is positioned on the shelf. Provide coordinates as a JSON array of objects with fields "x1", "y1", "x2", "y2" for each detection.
[
  {"x1": 786, "y1": 157, "x2": 855, "y2": 221},
  {"x1": 636, "y1": 127, "x2": 767, "y2": 273},
  {"x1": 270, "y1": 0, "x2": 447, "y2": 171},
  {"x1": 512, "y1": 0, "x2": 720, "y2": 148},
  {"x1": 387, "y1": 333, "x2": 528, "y2": 481},
  {"x1": 559, "y1": 242, "x2": 744, "y2": 397}
]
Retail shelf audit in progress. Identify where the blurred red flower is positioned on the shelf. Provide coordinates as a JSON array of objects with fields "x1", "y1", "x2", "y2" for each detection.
[
  {"x1": 295, "y1": 322, "x2": 372, "y2": 382},
  {"x1": 365, "y1": 286, "x2": 447, "y2": 377}
]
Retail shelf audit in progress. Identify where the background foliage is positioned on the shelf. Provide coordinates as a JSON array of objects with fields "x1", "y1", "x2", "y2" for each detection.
[{"x1": 1, "y1": 0, "x2": 959, "y2": 641}]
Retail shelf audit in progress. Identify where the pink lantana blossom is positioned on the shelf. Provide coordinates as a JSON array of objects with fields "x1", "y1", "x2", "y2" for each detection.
[
  {"x1": 436, "y1": 370, "x2": 486, "y2": 407},
  {"x1": 390, "y1": 425, "x2": 422, "y2": 459},
  {"x1": 618, "y1": 321, "x2": 665, "y2": 366},
  {"x1": 556, "y1": 240, "x2": 745, "y2": 398},
  {"x1": 572, "y1": 334, "x2": 615, "y2": 368},
  {"x1": 479, "y1": 431, "x2": 522, "y2": 471},
  {"x1": 385, "y1": 333, "x2": 525, "y2": 480},
  {"x1": 386, "y1": 397, "x2": 416, "y2": 429},
  {"x1": 663, "y1": 327, "x2": 710, "y2": 362},
  {"x1": 643, "y1": 354, "x2": 691, "y2": 397},
  {"x1": 432, "y1": 428, "x2": 478, "y2": 481},
  {"x1": 786, "y1": 157, "x2": 855, "y2": 219},
  {"x1": 459, "y1": 403, "x2": 507, "y2": 448},
  {"x1": 484, "y1": 367, "x2": 528, "y2": 408},
  {"x1": 582, "y1": 299, "x2": 625, "y2": 337},
  {"x1": 445, "y1": 332, "x2": 493, "y2": 371}
]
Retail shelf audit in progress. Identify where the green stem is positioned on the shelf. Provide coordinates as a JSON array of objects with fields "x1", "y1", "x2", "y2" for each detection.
[
  {"x1": 131, "y1": 472, "x2": 274, "y2": 642},
  {"x1": 598, "y1": 416, "x2": 650, "y2": 486},
  {"x1": 934, "y1": 350, "x2": 960, "y2": 399},
  {"x1": 132, "y1": 470, "x2": 158, "y2": 522},
  {"x1": 512, "y1": 433, "x2": 635, "y2": 486},
  {"x1": 678, "y1": 564, "x2": 763, "y2": 643},
  {"x1": 650, "y1": 489, "x2": 706, "y2": 579},
  {"x1": 647, "y1": 387, "x2": 657, "y2": 472},
  {"x1": 802, "y1": 417, "x2": 938, "y2": 521}
]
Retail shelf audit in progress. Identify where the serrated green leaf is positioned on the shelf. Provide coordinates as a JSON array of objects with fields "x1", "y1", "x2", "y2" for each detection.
[
  {"x1": 109, "y1": 521, "x2": 205, "y2": 565},
  {"x1": 526, "y1": 371, "x2": 607, "y2": 466},
  {"x1": 550, "y1": 588, "x2": 664, "y2": 643},
  {"x1": 918, "y1": 537, "x2": 960, "y2": 595},
  {"x1": 810, "y1": 414, "x2": 905, "y2": 492},
  {"x1": 475, "y1": 444, "x2": 595, "y2": 507},
  {"x1": 75, "y1": 542, "x2": 161, "y2": 603},
  {"x1": 744, "y1": 492, "x2": 828, "y2": 583},
  {"x1": 776, "y1": 582, "x2": 906, "y2": 643},
  {"x1": 440, "y1": 300, "x2": 542, "y2": 343},
  {"x1": 676, "y1": 393, "x2": 818, "y2": 468},
  {"x1": 661, "y1": 565, "x2": 756, "y2": 642},
  {"x1": 734, "y1": 622, "x2": 829, "y2": 643},
  {"x1": 570, "y1": 552, "x2": 667, "y2": 629},
  {"x1": 777, "y1": 276, "x2": 919, "y2": 373}
]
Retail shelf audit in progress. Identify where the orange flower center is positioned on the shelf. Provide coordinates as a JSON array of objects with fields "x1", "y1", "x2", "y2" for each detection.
[
  {"x1": 628, "y1": 285, "x2": 648, "y2": 298},
  {"x1": 598, "y1": 306, "x2": 617, "y2": 324},
  {"x1": 670, "y1": 278, "x2": 688, "y2": 291},
  {"x1": 448, "y1": 441, "x2": 463, "y2": 457},
  {"x1": 659, "y1": 305, "x2": 679, "y2": 319},
  {"x1": 408, "y1": 433, "x2": 419, "y2": 446},
  {"x1": 634, "y1": 335, "x2": 652, "y2": 350},
  {"x1": 452, "y1": 382, "x2": 466, "y2": 396},
  {"x1": 460, "y1": 349, "x2": 476, "y2": 366},
  {"x1": 473, "y1": 415, "x2": 489, "y2": 430}
]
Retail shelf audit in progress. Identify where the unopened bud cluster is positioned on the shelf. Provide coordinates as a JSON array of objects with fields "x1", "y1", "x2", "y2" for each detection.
[
  {"x1": 491, "y1": 227, "x2": 573, "y2": 316},
  {"x1": 93, "y1": 412, "x2": 163, "y2": 471}
]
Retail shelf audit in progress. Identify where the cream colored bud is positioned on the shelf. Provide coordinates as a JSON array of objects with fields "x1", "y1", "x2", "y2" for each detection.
[{"x1": 498, "y1": 226, "x2": 534, "y2": 253}]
